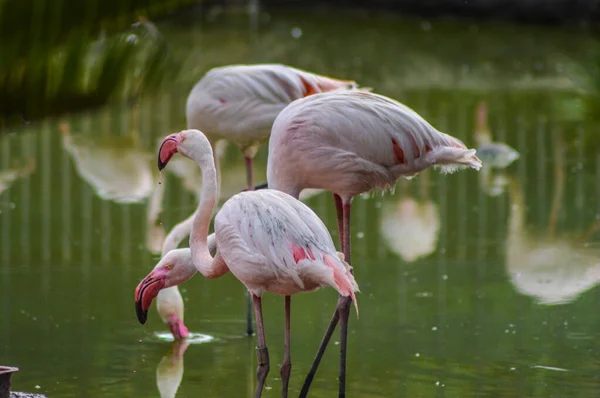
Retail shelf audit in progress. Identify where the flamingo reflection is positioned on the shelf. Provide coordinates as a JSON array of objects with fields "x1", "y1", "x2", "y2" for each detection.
[
  {"x1": 380, "y1": 174, "x2": 440, "y2": 262},
  {"x1": 156, "y1": 340, "x2": 190, "y2": 398},
  {"x1": 506, "y1": 132, "x2": 600, "y2": 304}
]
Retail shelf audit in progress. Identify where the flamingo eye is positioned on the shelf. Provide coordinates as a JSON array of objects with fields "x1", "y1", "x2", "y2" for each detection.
[{"x1": 165, "y1": 264, "x2": 173, "y2": 270}]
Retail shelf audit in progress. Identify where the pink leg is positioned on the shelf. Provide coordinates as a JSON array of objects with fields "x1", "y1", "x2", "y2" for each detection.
[
  {"x1": 245, "y1": 156, "x2": 254, "y2": 191},
  {"x1": 333, "y1": 193, "x2": 344, "y2": 248},
  {"x1": 280, "y1": 295, "x2": 292, "y2": 398},
  {"x1": 342, "y1": 201, "x2": 351, "y2": 263},
  {"x1": 299, "y1": 198, "x2": 353, "y2": 398},
  {"x1": 245, "y1": 155, "x2": 255, "y2": 336},
  {"x1": 253, "y1": 295, "x2": 269, "y2": 398}
]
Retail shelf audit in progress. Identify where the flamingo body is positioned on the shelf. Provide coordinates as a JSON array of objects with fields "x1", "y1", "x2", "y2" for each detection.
[
  {"x1": 215, "y1": 189, "x2": 358, "y2": 304},
  {"x1": 268, "y1": 90, "x2": 482, "y2": 200}
]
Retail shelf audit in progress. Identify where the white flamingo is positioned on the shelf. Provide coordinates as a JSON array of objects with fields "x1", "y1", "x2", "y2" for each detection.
[
  {"x1": 135, "y1": 129, "x2": 359, "y2": 398},
  {"x1": 264, "y1": 89, "x2": 482, "y2": 396}
]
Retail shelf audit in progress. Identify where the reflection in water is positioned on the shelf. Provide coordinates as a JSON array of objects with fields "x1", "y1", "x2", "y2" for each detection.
[
  {"x1": 474, "y1": 101, "x2": 520, "y2": 197},
  {"x1": 155, "y1": 332, "x2": 215, "y2": 344},
  {"x1": 60, "y1": 122, "x2": 154, "y2": 203},
  {"x1": 0, "y1": 158, "x2": 36, "y2": 196},
  {"x1": 156, "y1": 340, "x2": 189, "y2": 398},
  {"x1": 380, "y1": 175, "x2": 440, "y2": 262},
  {"x1": 506, "y1": 133, "x2": 600, "y2": 305}
]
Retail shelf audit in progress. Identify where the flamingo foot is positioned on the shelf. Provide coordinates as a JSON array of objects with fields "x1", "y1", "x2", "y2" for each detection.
[{"x1": 168, "y1": 315, "x2": 189, "y2": 340}]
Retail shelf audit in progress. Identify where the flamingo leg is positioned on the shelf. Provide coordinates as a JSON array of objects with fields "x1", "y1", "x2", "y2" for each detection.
[
  {"x1": 280, "y1": 295, "x2": 292, "y2": 398},
  {"x1": 338, "y1": 295, "x2": 351, "y2": 398},
  {"x1": 299, "y1": 199, "x2": 353, "y2": 398},
  {"x1": 253, "y1": 294, "x2": 270, "y2": 398},
  {"x1": 245, "y1": 155, "x2": 255, "y2": 336},
  {"x1": 334, "y1": 193, "x2": 344, "y2": 248},
  {"x1": 245, "y1": 156, "x2": 254, "y2": 191},
  {"x1": 246, "y1": 292, "x2": 255, "y2": 336},
  {"x1": 337, "y1": 201, "x2": 352, "y2": 398}
]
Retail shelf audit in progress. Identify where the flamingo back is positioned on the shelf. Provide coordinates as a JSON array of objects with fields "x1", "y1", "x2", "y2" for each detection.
[{"x1": 214, "y1": 189, "x2": 359, "y2": 306}]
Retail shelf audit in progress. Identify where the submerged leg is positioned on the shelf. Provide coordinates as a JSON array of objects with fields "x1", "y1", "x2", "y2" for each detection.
[
  {"x1": 299, "y1": 199, "x2": 353, "y2": 398},
  {"x1": 281, "y1": 296, "x2": 292, "y2": 398},
  {"x1": 245, "y1": 155, "x2": 255, "y2": 336},
  {"x1": 253, "y1": 295, "x2": 270, "y2": 398}
]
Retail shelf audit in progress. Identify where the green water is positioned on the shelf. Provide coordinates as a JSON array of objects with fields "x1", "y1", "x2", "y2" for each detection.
[{"x1": 2, "y1": 5, "x2": 600, "y2": 398}]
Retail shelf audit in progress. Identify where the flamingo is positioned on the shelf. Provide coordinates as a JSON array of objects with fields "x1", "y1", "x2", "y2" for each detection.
[
  {"x1": 186, "y1": 63, "x2": 362, "y2": 192},
  {"x1": 262, "y1": 89, "x2": 483, "y2": 396},
  {"x1": 135, "y1": 129, "x2": 359, "y2": 398},
  {"x1": 153, "y1": 213, "x2": 196, "y2": 340},
  {"x1": 186, "y1": 63, "x2": 362, "y2": 336},
  {"x1": 147, "y1": 151, "x2": 324, "y2": 340},
  {"x1": 151, "y1": 203, "x2": 218, "y2": 340}
]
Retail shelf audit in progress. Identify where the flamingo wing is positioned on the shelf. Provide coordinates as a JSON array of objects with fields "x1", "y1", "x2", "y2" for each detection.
[{"x1": 214, "y1": 189, "x2": 358, "y2": 299}]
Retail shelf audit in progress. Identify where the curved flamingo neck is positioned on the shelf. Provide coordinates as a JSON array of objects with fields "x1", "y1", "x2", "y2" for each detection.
[
  {"x1": 162, "y1": 212, "x2": 195, "y2": 257},
  {"x1": 183, "y1": 132, "x2": 227, "y2": 279}
]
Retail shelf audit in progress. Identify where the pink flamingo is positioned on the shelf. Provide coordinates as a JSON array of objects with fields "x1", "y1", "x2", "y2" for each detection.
[
  {"x1": 135, "y1": 129, "x2": 359, "y2": 398},
  {"x1": 186, "y1": 63, "x2": 361, "y2": 191},
  {"x1": 154, "y1": 212, "x2": 216, "y2": 340},
  {"x1": 186, "y1": 63, "x2": 361, "y2": 336},
  {"x1": 262, "y1": 89, "x2": 483, "y2": 396}
]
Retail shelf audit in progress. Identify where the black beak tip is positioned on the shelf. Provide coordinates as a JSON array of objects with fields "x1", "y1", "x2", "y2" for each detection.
[
  {"x1": 136, "y1": 300, "x2": 148, "y2": 325},
  {"x1": 157, "y1": 157, "x2": 166, "y2": 171}
]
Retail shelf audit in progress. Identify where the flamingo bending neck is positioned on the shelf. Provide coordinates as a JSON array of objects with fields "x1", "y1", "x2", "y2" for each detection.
[{"x1": 172, "y1": 130, "x2": 228, "y2": 279}]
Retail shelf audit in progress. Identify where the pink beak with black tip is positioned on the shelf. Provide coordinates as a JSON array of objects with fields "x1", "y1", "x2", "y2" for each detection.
[
  {"x1": 135, "y1": 272, "x2": 166, "y2": 324},
  {"x1": 158, "y1": 133, "x2": 181, "y2": 171}
]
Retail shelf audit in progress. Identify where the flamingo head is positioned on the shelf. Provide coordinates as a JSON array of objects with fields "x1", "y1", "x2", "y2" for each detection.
[
  {"x1": 158, "y1": 130, "x2": 213, "y2": 171},
  {"x1": 135, "y1": 249, "x2": 196, "y2": 325},
  {"x1": 167, "y1": 315, "x2": 190, "y2": 340}
]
